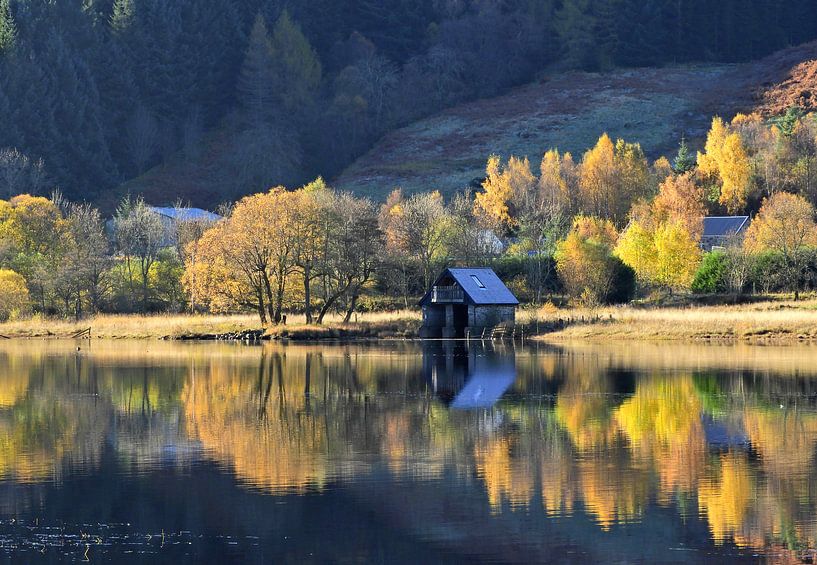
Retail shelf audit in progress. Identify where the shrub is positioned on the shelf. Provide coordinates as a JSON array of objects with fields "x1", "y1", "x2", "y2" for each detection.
[
  {"x1": 608, "y1": 258, "x2": 636, "y2": 304},
  {"x1": 692, "y1": 251, "x2": 727, "y2": 293},
  {"x1": 748, "y1": 251, "x2": 788, "y2": 294},
  {"x1": 0, "y1": 269, "x2": 30, "y2": 321}
]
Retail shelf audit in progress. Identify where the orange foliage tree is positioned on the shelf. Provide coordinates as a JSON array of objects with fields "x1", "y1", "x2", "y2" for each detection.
[{"x1": 744, "y1": 191, "x2": 817, "y2": 299}]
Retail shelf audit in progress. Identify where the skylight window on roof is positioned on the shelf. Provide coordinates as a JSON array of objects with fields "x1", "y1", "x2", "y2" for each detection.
[{"x1": 471, "y1": 275, "x2": 486, "y2": 289}]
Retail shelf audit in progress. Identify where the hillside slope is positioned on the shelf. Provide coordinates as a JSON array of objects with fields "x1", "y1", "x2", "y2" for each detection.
[{"x1": 336, "y1": 41, "x2": 817, "y2": 201}]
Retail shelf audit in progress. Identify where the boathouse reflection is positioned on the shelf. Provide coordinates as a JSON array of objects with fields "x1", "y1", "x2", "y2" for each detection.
[{"x1": 422, "y1": 342, "x2": 517, "y2": 409}]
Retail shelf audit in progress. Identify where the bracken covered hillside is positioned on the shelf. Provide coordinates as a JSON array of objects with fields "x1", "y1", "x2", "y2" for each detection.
[{"x1": 336, "y1": 41, "x2": 817, "y2": 201}]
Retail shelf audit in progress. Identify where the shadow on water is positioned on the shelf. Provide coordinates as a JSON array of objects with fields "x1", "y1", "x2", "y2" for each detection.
[{"x1": 0, "y1": 340, "x2": 816, "y2": 562}]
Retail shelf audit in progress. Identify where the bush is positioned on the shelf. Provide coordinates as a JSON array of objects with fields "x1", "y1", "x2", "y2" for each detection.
[
  {"x1": 0, "y1": 269, "x2": 30, "y2": 321},
  {"x1": 748, "y1": 251, "x2": 788, "y2": 294},
  {"x1": 607, "y1": 258, "x2": 636, "y2": 304},
  {"x1": 692, "y1": 251, "x2": 727, "y2": 293}
]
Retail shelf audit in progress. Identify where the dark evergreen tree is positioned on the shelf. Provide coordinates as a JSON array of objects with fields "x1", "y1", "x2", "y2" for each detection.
[
  {"x1": 673, "y1": 138, "x2": 696, "y2": 173},
  {"x1": 0, "y1": 0, "x2": 16, "y2": 53}
]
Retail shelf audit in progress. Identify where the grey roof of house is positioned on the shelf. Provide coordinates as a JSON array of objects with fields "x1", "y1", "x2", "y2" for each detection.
[
  {"x1": 703, "y1": 216, "x2": 749, "y2": 238},
  {"x1": 422, "y1": 267, "x2": 519, "y2": 306},
  {"x1": 149, "y1": 207, "x2": 222, "y2": 222}
]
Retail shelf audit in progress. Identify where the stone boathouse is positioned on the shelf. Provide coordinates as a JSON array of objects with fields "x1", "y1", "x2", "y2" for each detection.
[{"x1": 419, "y1": 267, "x2": 519, "y2": 338}]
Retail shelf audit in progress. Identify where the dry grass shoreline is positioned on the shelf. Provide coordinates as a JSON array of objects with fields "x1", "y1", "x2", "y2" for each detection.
[
  {"x1": 0, "y1": 311, "x2": 422, "y2": 340},
  {"x1": 521, "y1": 298, "x2": 817, "y2": 342},
  {"x1": 2, "y1": 299, "x2": 817, "y2": 342}
]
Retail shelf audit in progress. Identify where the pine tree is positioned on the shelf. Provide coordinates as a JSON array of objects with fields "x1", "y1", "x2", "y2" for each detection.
[
  {"x1": 237, "y1": 13, "x2": 276, "y2": 126},
  {"x1": 110, "y1": 0, "x2": 134, "y2": 33},
  {"x1": 269, "y1": 9, "x2": 321, "y2": 112},
  {"x1": 0, "y1": 0, "x2": 16, "y2": 53},
  {"x1": 673, "y1": 138, "x2": 696, "y2": 173},
  {"x1": 555, "y1": 0, "x2": 598, "y2": 70}
]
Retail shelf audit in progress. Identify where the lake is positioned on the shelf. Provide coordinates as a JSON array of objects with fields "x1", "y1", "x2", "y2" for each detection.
[{"x1": 0, "y1": 339, "x2": 816, "y2": 563}]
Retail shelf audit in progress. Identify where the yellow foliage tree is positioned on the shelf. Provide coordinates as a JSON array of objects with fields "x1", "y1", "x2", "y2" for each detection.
[
  {"x1": 614, "y1": 220, "x2": 657, "y2": 282},
  {"x1": 475, "y1": 154, "x2": 536, "y2": 229},
  {"x1": 616, "y1": 171, "x2": 704, "y2": 291},
  {"x1": 579, "y1": 134, "x2": 650, "y2": 224},
  {"x1": 697, "y1": 117, "x2": 753, "y2": 213},
  {"x1": 0, "y1": 269, "x2": 29, "y2": 321},
  {"x1": 538, "y1": 149, "x2": 576, "y2": 213},
  {"x1": 579, "y1": 134, "x2": 616, "y2": 219},
  {"x1": 616, "y1": 219, "x2": 700, "y2": 291},
  {"x1": 183, "y1": 187, "x2": 297, "y2": 324},
  {"x1": 718, "y1": 133, "x2": 753, "y2": 213},
  {"x1": 652, "y1": 221, "x2": 701, "y2": 290},
  {"x1": 652, "y1": 172, "x2": 706, "y2": 239},
  {"x1": 555, "y1": 216, "x2": 623, "y2": 304}
]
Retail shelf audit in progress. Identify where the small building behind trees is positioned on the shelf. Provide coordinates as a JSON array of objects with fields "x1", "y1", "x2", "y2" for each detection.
[
  {"x1": 419, "y1": 268, "x2": 519, "y2": 338},
  {"x1": 701, "y1": 216, "x2": 750, "y2": 251},
  {"x1": 149, "y1": 207, "x2": 222, "y2": 247}
]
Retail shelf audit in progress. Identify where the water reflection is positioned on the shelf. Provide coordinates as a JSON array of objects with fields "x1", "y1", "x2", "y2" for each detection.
[
  {"x1": 423, "y1": 342, "x2": 516, "y2": 408},
  {"x1": 2, "y1": 341, "x2": 817, "y2": 561}
]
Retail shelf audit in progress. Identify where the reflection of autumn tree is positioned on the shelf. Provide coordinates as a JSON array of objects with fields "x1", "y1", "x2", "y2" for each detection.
[
  {"x1": 0, "y1": 371, "x2": 28, "y2": 407},
  {"x1": 577, "y1": 457, "x2": 650, "y2": 530},
  {"x1": 0, "y1": 396, "x2": 75, "y2": 482},
  {"x1": 183, "y1": 352, "x2": 330, "y2": 493},
  {"x1": 554, "y1": 368, "x2": 620, "y2": 451},
  {"x1": 539, "y1": 425, "x2": 578, "y2": 518},
  {"x1": 475, "y1": 435, "x2": 536, "y2": 513},
  {"x1": 743, "y1": 407, "x2": 817, "y2": 477},
  {"x1": 615, "y1": 377, "x2": 706, "y2": 503},
  {"x1": 698, "y1": 452, "x2": 756, "y2": 547}
]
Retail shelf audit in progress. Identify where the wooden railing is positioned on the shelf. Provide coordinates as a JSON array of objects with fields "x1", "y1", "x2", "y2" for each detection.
[{"x1": 431, "y1": 286, "x2": 464, "y2": 303}]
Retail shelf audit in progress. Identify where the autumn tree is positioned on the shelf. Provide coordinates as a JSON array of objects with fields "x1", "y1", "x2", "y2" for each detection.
[
  {"x1": 0, "y1": 269, "x2": 29, "y2": 321},
  {"x1": 0, "y1": 194, "x2": 68, "y2": 311},
  {"x1": 555, "y1": 216, "x2": 633, "y2": 305},
  {"x1": 616, "y1": 172, "x2": 704, "y2": 292},
  {"x1": 744, "y1": 192, "x2": 817, "y2": 300},
  {"x1": 578, "y1": 134, "x2": 650, "y2": 224},
  {"x1": 651, "y1": 173, "x2": 706, "y2": 239},
  {"x1": 290, "y1": 178, "x2": 330, "y2": 324},
  {"x1": 539, "y1": 149, "x2": 577, "y2": 215},
  {"x1": 697, "y1": 117, "x2": 753, "y2": 213},
  {"x1": 183, "y1": 221, "x2": 259, "y2": 318},
  {"x1": 55, "y1": 201, "x2": 110, "y2": 318},
  {"x1": 114, "y1": 196, "x2": 165, "y2": 312},
  {"x1": 183, "y1": 188, "x2": 297, "y2": 324},
  {"x1": 381, "y1": 190, "x2": 450, "y2": 291},
  {"x1": 316, "y1": 192, "x2": 382, "y2": 323},
  {"x1": 474, "y1": 155, "x2": 536, "y2": 230},
  {"x1": 651, "y1": 221, "x2": 701, "y2": 291}
]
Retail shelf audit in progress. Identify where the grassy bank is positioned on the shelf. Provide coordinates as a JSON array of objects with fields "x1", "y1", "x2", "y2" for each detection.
[
  {"x1": 0, "y1": 311, "x2": 422, "y2": 340},
  {"x1": 4, "y1": 300, "x2": 817, "y2": 342},
  {"x1": 524, "y1": 298, "x2": 817, "y2": 342}
]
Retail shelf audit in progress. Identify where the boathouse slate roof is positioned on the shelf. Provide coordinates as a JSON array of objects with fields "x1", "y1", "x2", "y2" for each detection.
[{"x1": 421, "y1": 267, "x2": 519, "y2": 306}]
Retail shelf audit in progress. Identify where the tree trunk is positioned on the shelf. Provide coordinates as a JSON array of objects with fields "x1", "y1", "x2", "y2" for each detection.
[
  {"x1": 316, "y1": 281, "x2": 352, "y2": 324},
  {"x1": 343, "y1": 292, "x2": 359, "y2": 323},
  {"x1": 303, "y1": 264, "x2": 312, "y2": 324},
  {"x1": 262, "y1": 273, "x2": 276, "y2": 324},
  {"x1": 274, "y1": 275, "x2": 286, "y2": 324},
  {"x1": 256, "y1": 286, "x2": 267, "y2": 325}
]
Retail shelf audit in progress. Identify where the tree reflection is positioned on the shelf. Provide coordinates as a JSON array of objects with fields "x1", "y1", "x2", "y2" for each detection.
[{"x1": 1, "y1": 340, "x2": 817, "y2": 558}]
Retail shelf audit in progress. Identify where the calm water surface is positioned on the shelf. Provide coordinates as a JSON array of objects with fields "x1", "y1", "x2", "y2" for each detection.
[{"x1": 0, "y1": 339, "x2": 816, "y2": 563}]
